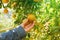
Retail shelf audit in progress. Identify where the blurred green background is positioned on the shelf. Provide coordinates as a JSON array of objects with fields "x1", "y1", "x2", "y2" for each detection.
[{"x1": 0, "y1": 0, "x2": 60, "y2": 40}]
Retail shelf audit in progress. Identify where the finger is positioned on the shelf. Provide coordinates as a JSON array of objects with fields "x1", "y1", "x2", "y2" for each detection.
[
  {"x1": 25, "y1": 21, "x2": 35, "y2": 29},
  {"x1": 25, "y1": 23, "x2": 31, "y2": 28},
  {"x1": 22, "y1": 19, "x2": 28, "y2": 25},
  {"x1": 27, "y1": 22, "x2": 35, "y2": 29},
  {"x1": 25, "y1": 23, "x2": 34, "y2": 32},
  {"x1": 25, "y1": 21, "x2": 35, "y2": 32}
]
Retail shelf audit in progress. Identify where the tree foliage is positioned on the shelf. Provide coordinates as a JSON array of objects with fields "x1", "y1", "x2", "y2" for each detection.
[{"x1": 0, "y1": 0, "x2": 60, "y2": 40}]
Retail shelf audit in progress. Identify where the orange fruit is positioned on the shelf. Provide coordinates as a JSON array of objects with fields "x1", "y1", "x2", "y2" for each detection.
[
  {"x1": 2, "y1": 0, "x2": 9, "y2": 3},
  {"x1": 22, "y1": 19, "x2": 30, "y2": 27},
  {"x1": 11, "y1": 2, "x2": 16, "y2": 7},
  {"x1": 27, "y1": 14, "x2": 36, "y2": 22},
  {"x1": 3, "y1": 8, "x2": 8, "y2": 14}
]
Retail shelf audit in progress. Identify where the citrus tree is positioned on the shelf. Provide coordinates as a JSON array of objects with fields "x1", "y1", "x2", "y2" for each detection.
[{"x1": 0, "y1": 0, "x2": 60, "y2": 40}]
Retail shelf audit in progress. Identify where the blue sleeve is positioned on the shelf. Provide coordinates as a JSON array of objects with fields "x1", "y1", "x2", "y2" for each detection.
[{"x1": 0, "y1": 25, "x2": 26, "y2": 40}]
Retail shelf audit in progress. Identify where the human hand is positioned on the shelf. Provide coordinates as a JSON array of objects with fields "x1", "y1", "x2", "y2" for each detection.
[{"x1": 21, "y1": 19, "x2": 35, "y2": 32}]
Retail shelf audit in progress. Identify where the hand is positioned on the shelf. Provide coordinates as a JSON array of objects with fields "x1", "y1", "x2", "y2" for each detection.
[{"x1": 21, "y1": 19, "x2": 35, "y2": 32}]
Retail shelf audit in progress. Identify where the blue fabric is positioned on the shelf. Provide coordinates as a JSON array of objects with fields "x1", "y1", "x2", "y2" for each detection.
[
  {"x1": 0, "y1": 25, "x2": 26, "y2": 40},
  {"x1": 16, "y1": 26, "x2": 26, "y2": 38},
  {"x1": 12, "y1": 28, "x2": 19, "y2": 40}
]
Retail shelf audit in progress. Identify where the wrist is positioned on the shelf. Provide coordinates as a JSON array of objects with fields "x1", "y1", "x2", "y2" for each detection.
[
  {"x1": 20, "y1": 24, "x2": 24, "y2": 28},
  {"x1": 20, "y1": 24, "x2": 27, "y2": 32}
]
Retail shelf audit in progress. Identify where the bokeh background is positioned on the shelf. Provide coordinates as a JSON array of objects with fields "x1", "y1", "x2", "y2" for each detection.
[{"x1": 0, "y1": 0, "x2": 60, "y2": 40}]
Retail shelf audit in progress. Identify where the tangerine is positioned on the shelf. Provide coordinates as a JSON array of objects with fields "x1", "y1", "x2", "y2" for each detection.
[
  {"x1": 2, "y1": 0, "x2": 9, "y2": 3},
  {"x1": 3, "y1": 8, "x2": 8, "y2": 14},
  {"x1": 27, "y1": 14, "x2": 36, "y2": 22}
]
